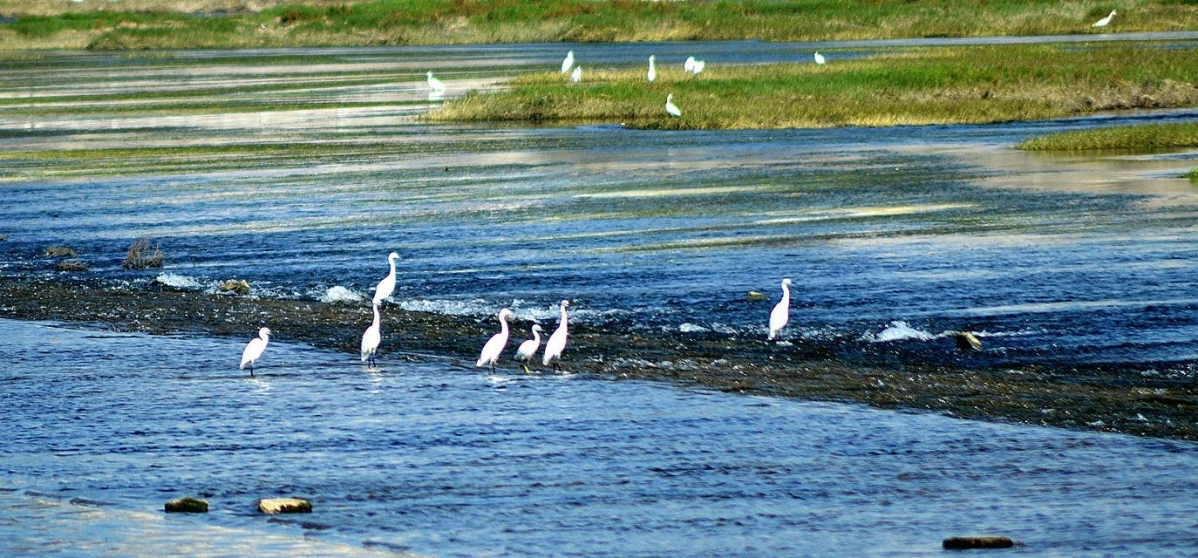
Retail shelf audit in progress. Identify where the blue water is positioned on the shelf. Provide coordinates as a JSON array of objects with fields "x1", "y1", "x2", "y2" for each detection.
[
  {"x1": 2, "y1": 318, "x2": 1198, "y2": 557},
  {"x1": 4, "y1": 41, "x2": 1198, "y2": 556}
]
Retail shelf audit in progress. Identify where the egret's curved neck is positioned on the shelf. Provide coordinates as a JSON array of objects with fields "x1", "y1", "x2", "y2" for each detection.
[
  {"x1": 781, "y1": 283, "x2": 790, "y2": 302},
  {"x1": 532, "y1": 328, "x2": 541, "y2": 342},
  {"x1": 560, "y1": 305, "x2": 569, "y2": 328},
  {"x1": 372, "y1": 304, "x2": 380, "y2": 326},
  {"x1": 499, "y1": 313, "x2": 510, "y2": 335}
]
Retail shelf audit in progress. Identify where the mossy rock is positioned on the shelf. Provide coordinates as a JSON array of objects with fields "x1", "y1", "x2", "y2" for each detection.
[
  {"x1": 746, "y1": 291, "x2": 769, "y2": 302},
  {"x1": 44, "y1": 246, "x2": 77, "y2": 258},
  {"x1": 256, "y1": 497, "x2": 312, "y2": 514},
  {"x1": 55, "y1": 260, "x2": 88, "y2": 273},
  {"x1": 218, "y1": 279, "x2": 251, "y2": 295},
  {"x1": 164, "y1": 497, "x2": 209, "y2": 513},
  {"x1": 955, "y1": 332, "x2": 983, "y2": 352}
]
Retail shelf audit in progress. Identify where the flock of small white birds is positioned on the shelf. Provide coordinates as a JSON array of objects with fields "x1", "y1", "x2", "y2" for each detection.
[{"x1": 240, "y1": 252, "x2": 793, "y2": 375}]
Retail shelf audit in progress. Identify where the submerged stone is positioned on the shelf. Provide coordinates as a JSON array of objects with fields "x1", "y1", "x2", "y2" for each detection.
[
  {"x1": 44, "y1": 246, "x2": 77, "y2": 258},
  {"x1": 164, "y1": 497, "x2": 209, "y2": 513},
  {"x1": 218, "y1": 279, "x2": 251, "y2": 295},
  {"x1": 746, "y1": 291, "x2": 769, "y2": 302},
  {"x1": 257, "y1": 497, "x2": 312, "y2": 514},
  {"x1": 55, "y1": 260, "x2": 89, "y2": 273},
  {"x1": 942, "y1": 536, "x2": 1016, "y2": 549}
]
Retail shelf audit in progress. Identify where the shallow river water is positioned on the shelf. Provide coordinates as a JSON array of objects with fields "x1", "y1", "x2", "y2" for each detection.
[{"x1": 2, "y1": 39, "x2": 1198, "y2": 556}]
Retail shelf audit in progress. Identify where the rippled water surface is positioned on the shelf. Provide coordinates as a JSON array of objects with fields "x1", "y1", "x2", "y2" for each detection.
[
  {"x1": 3, "y1": 319, "x2": 1198, "y2": 557},
  {"x1": 3, "y1": 41, "x2": 1198, "y2": 555}
]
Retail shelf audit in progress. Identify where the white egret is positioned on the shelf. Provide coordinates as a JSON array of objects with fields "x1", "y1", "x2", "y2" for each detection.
[
  {"x1": 571, "y1": 65, "x2": 582, "y2": 83},
  {"x1": 768, "y1": 278, "x2": 793, "y2": 341},
  {"x1": 239, "y1": 327, "x2": 271, "y2": 375},
  {"x1": 665, "y1": 93, "x2": 682, "y2": 118},
  {"x1": 561, "y1": 50, "x2": 575, "y2": 73},
  {"x1": 690, "y1": 59, "x2": 705, "y2": 76},
  {"x1": 426, "y1": 71, "x2": 446, "y2": 94},
  {"x1": 476, "y1": 308, "x2": 514, "y2": 371},
  {"x1": 514, "y1": 324, "x2": 544, "y2": 374},
  {"x1": 361, "y1": 302, "x2": 381, "y2": 367},
  {"x1": 814, "y1": 51, "x2": 826, "y2": 65},
  {"x1": 542, "y1": 300, "x2": 570, "y2": 371},
  {"x1": 647, "y1": 55, "x2": 657, "y2": 83},
  {"x1": 684, "y1": 56, "x2": 696, "y2": 73},
  {"x1": 1092, "y1": 10, "x2": 1116, "y2": 27},
  {"x1": 373, "y1": 252, "x2": 399, "y2": 307}
]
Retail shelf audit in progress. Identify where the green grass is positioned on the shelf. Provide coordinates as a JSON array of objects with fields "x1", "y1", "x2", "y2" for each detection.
[
  {"x1": 429, "y1": 44, "x2": 1198, "y2": 129},
  {"x1": 2, "y1": 0, "x2": 1198, "y2": 50},
  {"x1": 1017, "y1": 122, "x2": 1198, "y2": 151}
]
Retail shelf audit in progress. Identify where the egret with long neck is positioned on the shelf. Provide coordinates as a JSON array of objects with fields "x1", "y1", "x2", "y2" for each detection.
[
  {"x1": 373, "y1": 252, "x2": 399, "y2": 307},
  {"x1": 768, "y1": 278, "x2": 792, "y2": 341},
  {"x1": 514, "y1": 324, "x2": 544, "y2": 374},
  {"x1": 542, "y1": 300, "x2": 570, "y2": 371},
  {"x1": 240, "y1": 327, "x2": 271, "y2": 376},
  {"x1": 476, "y1": 308, "x2": 514, "y2": 371},
  {"x1": 361, "y1": 302, "x2": 381, "y2": 367}
]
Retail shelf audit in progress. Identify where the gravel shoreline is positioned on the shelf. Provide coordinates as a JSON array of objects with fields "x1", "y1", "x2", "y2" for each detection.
[{"x1": 2, "y1": 276, "x2": 1196, "y2": 441}]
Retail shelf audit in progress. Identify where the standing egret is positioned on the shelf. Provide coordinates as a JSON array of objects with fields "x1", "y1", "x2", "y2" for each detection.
[
  {"x1": 814, "y1": 51, "x2": 826, "y2": 65},
  {"x1": 690, "y1": 59, "x2": 705, "y2": 76},
  {"x1": 476, "y1": 308, "x2": 514, "y2": 371},
  {"x1": 361, "y1": 302, "x2": 381, "y2": 367},
  {"x1": 768, "y1": 278, "x2": 793, "y2": 341},
  {"x1": 561, "y1": 50, "x2": 575, "y2": 73},
  {"x1": 1092, "y1": 10, "x2": 1116, "y2": 27},
  {"x1": 647, "y1": 55, "x2": 657, "y2": 83},
  {"x1": 665, "y1": 93, "x2": 682, "y2": 118},
  {"x1": 373, "y1": 252, "x2": 399, "y2": 307},
  {"x1": 542, "y1": 300, "x2": 570, "y2": 371},
  {"x1": 240, "y1": 327, "x2": 271, "y2": 376},
  {"x1": 514, "y1": 324, "x2": 544, "y2": 374},
  {"x1": 571, "y1": 65, "x2": 582, "y2": 84},
  {"x1": 426, "y1": 71, "x2": 446, "y2": 94},
  {"x1": 684, "y1": 56, "x2": 697, "y2": 73}
]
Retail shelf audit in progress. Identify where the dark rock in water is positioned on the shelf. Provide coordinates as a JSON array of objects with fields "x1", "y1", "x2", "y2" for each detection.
[
  {"x1": 44, "y1": 246, "x2": 77, "y2": 258},
  {"x1": 257, "y1": 497, "x2": 312, "y2": 514},
  {"x1": 55, "y1": 260, "x2": 89, "y2": 273},
  {"x1": 746, "y1": 291, "x2": 769, "y2": 302},
  {"x1": 942, "y1": 536, "x2": 1016, "y2": 549},
  {"x1": 955, "y1": 332, "x2": 982, "y2": 352},
  {"x1": 218, "y1": 279, "x2": 251, "y2": 295},
  {"x1": 164, "y1": 497, "x2": 209, "y2": 513}
]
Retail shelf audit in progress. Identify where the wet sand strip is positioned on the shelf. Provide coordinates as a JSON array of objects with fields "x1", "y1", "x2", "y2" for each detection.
[{"x1": 1, "y1": 276, "x2": 1195, "y2": 441}]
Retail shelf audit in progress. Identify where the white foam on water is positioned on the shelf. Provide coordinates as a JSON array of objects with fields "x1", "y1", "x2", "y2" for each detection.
[
  {"x1": 153, "y1": 273, "x2": 205, "y2": 290},
  {"x1": 320, "y1": 285, "x2": 366, "y2": 304}
]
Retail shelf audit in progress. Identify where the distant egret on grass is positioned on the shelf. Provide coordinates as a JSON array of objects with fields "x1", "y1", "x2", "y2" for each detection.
[
  {"x1": 684, "y1": 56, "x2": 696, "y2": 72},
  {"x1": 426, "y1": 71, "x2": 446, "y2": 94},
  {"x1": 647, "y1": 55, "x2": 657, "y2": 83},
  {"x1": 361, "y1": 302, "x2": 381, "y2": 367},
  {"x1": 542, "y1": 300, "x2": 570, "y2": 371},
  {"x1": 240, "y1": 327, "x2": 271, "y2": 375},
  {"x1": 690, "y1": 59, "x2": 705, "y2": 76},
  {"x1": 1092, "y1": 10, "x2": 1116, "y2": 27},
  {"x1": 514, "y1": 324, "x2": 544, "y2": 374},
  {"x1": 814, "y1": 51, "x2": 826, "y2": 65},
  {"x1": 571, "y1": 65, "x2": 582, "y2": 83},
  {"x1": 476, "y1": 308, "x2": 514, "y2": 371},
  {"x1": 561, "y1": 50, "x2": 575, "y2": 73},
  {"x1": 665, "y1": 93, "x2": 682, "y2": 118},
  {"x1": 768, "y1": 278, "x2": 792, "y2": 341},
  {"x1": 373, "y1": 252, "x2": 399, "y2": 307}
]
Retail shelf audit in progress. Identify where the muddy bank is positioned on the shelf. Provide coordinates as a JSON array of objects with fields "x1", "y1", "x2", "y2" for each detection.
[{"x1": 2, "y1": 276, "x2": 1195, "y2": 441}]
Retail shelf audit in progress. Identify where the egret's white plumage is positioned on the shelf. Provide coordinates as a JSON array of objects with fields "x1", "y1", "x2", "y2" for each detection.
[
  {"x1": 239, "y1": 327, "x2": 271, "y2": 375},
  {"x1": 690, "y1": 59, "x2": 705, "y2": 76},
  {"x1": 814, "y1": 51, "x2": 826, "y2": 65},
  {"x1": 361, "y1": 302, "x2": 381, "y2": 367},
  {"x1": 373, "y1": 252, "x2": 399, "y2": 307},
  {"x1": 665, "y1": 93, "x2": 682, "y2": 118},
  {"x1": 684, "y1": 56, "x2": 696, "y2": 73},
  {"x1": 571, "y1": 65, "x2": 582, "y2": 83},
  {"x1": 647, "y1": 55, "x2": 657, "y2": 83},
  {"x1": 542, "y1": 300, "x2": 570, "y2": 370},
  {"x1": 514, "y1": 324, "x2": 544, "y2": 374},
  {"x1": 1093, "y1": 10, "x2": 1116, "y2": 27},
  {"x1": 426, "y1": 71, "x2": 446, "y2": 93},
  {"x1": 561, "y1": 50, "x2": 575, "y2": 73},
  {"x1": 476, "y1": 308, "x2": 514, "y2": 370},
  {"x1": 768, "y1": 278, "x2": 792, "y2": 341}
]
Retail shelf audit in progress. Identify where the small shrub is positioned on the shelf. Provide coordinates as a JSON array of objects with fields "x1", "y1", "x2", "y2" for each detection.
[{"x1": 123, "y1": 237, "x2": 164, "y2": 270}]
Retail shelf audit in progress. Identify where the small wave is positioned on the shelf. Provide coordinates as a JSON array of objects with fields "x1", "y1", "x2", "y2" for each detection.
[
  {"x1": 152, "y1": 272, "x2": 204, "y2": 290},
  {"x1": 864, "y1": 321, "x2": 941, "y2": 343},
  {"x1": 679, "y1": 323, "x2": 709, "y2": 333},
  {"x1": 319, "y1": 286, "x2": 365, "y2": 304}
]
